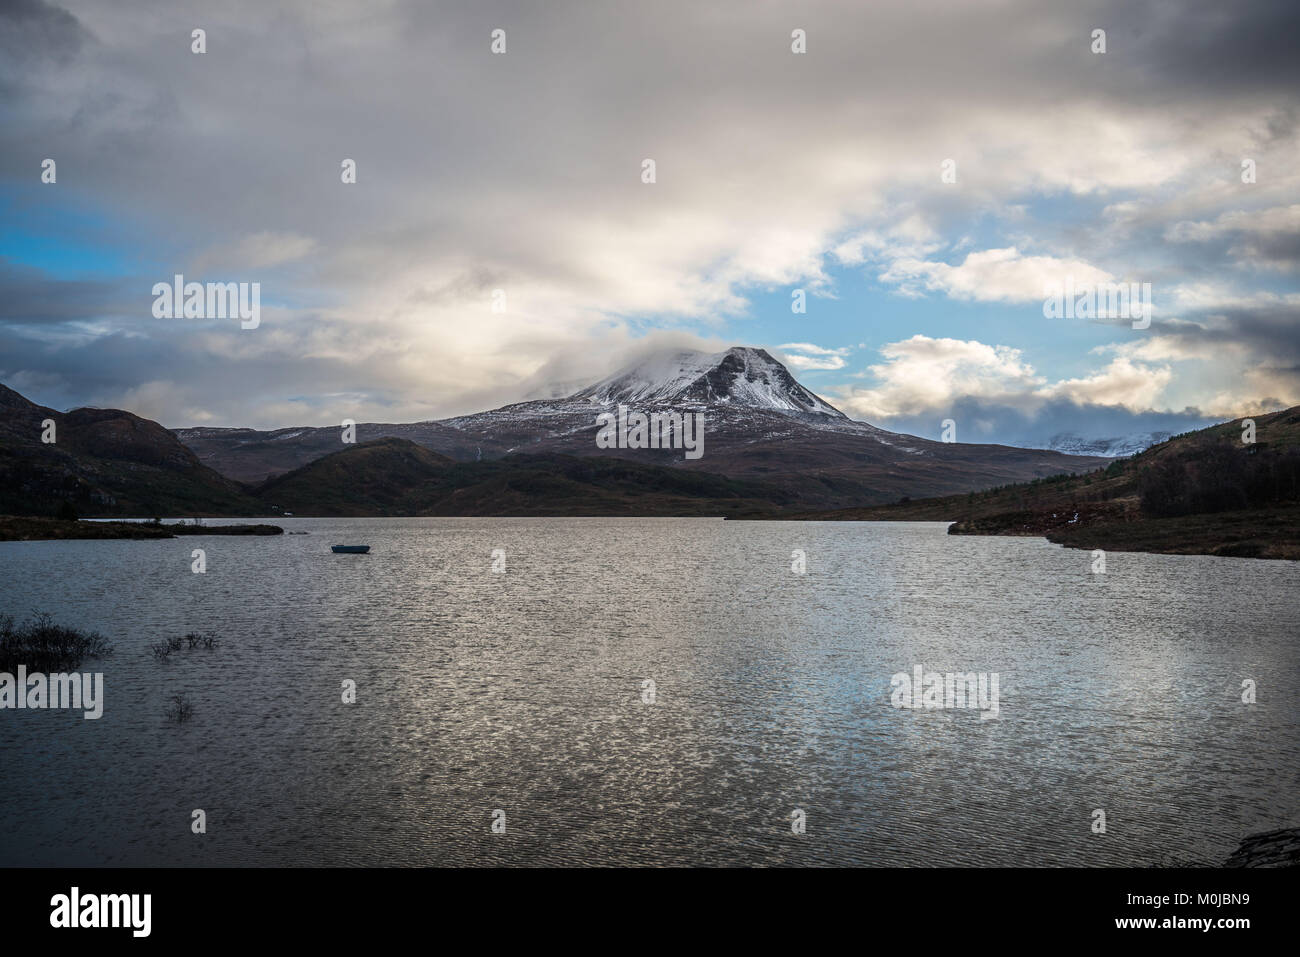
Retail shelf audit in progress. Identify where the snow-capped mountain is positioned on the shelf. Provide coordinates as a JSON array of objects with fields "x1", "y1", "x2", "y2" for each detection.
[
  {"x1": 175, "y1": 345, "x2": 1106, "y2": 507},
  {"x1": 574, "y1": 347, "x2": 846, "y2": 418},
  {"x1": 1038, "y1": 431, "x2": 1172, "y2": 458}
]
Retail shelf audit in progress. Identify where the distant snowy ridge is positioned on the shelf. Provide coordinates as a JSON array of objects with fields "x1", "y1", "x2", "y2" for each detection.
[{"x1": 1037, "y1": 431, "x2": 1171, "y2": 458}]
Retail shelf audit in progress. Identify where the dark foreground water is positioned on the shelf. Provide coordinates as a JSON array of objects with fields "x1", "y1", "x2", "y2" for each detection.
[{"x1": 1, "y1": 518, "x2": 1297, "y2": 866}]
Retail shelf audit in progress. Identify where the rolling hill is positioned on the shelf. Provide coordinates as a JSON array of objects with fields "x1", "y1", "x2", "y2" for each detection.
[
  {"x1": 0, "y1": 383, "x2": 261, "y2": 518},
  {"x1": 254, "y1": 437, "x2": 803, "y2": 517}
]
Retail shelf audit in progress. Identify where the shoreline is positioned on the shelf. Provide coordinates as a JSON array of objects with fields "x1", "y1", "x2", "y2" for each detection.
[
  {"x1": 771, "y1": 501, "x2": 1300, "y2": 561},
  {"x1": 7, "y1": 510, "x2": 1298, "y2": 561},
  {"x1": 0, "y1": 516, "x2": 283, "y2": 542}
]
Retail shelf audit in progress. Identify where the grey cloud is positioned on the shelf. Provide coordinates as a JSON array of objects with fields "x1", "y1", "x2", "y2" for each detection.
[
  {"x1": 0, "y1": 0, "x2": 88, "y2": 62},
  {"x1": 1235, "y1": 233, "x2": 1300, "y2": 271},
  {"x1": 1154, "y1": 304, "x2": 1300, "y2": 369},
  {"x1": 0, "y1": 258, "x2": 135, "y2": 322},
  {"x1": 1118, "y1": 0, "x2": 1300, "y2": 96},
  {"x1": 0, "y1": 0, "x2": 89, "y2": 99}
]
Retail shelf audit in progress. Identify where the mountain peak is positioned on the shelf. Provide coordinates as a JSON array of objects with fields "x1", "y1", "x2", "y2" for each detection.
[{"x1": 571, "y1": 345, "x2": 846, "y2": 418}]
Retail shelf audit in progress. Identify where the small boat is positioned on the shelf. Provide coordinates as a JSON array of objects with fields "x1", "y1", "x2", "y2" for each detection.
[{"x1": 331, "y1": 545, "x2": 370, "y2": 554}]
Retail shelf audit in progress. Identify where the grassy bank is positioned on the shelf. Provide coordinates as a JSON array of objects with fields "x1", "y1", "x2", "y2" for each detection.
[
  {"x1": 948, "y1": 504, "x2": 1300, "y2": 560},
  {"x1": 0, "y1": 516, "x2": 283, "y2": 542}
]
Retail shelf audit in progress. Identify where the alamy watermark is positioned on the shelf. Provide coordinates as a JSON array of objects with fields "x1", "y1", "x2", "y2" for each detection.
[
  {"x1": 152, "y1": 274, "x2": 260, "y2": 329},
  {"x1": 1043, "y1": 279, "x2": 1151, "y2": 329},
  {"x1": 50, "y1": 887, "x2": 150, "y2": 937},
  {"x1": 890, "y1": 665, "x2": 1000, "y2": 720},
  {"x1": 1, "y1": 666, "x2": 103, "y2": 719},
  {"x1": 596, "y1": 404, "x2": 705, "y2": 459}
]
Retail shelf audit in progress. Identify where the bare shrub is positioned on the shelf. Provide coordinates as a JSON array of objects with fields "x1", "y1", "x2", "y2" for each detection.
[
  {"x1": 165, "y1": 694, "x2": 194, "y2": 724},
  {"x1": 0, "y1": 613, "x2": 113, "y2": 673}
]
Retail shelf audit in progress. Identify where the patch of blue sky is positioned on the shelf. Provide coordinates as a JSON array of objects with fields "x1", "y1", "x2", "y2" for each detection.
[{"x1": 0, "y1": 185, "x2": 146, "y2": 276}]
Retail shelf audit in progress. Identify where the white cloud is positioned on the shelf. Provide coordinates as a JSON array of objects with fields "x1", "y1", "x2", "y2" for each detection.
[
  {"x1": 833, "y1": 212, "x2": 942, "y2": 266},
  {"x1": 834, "y1": 335, "x2": 1173, "y2": 421},
  {"x1": 834, "y1": 336, "x2": 1045, "y2": 418},
  {"x1": 775, "y1": 342, "x2": 851, "y2": 371},
  {"x1": 1043, "y1": 357, "x2": 1172, "y2": 410},
  {"x1": 1167, "y1": 284, "x2": 1300, "y2": 314},
  {"x1": 878, "y1": 248, "x2": 1115, "y2": 304}
]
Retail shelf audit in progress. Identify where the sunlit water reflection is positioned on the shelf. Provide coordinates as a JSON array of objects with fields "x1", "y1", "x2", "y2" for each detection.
[{"x1": 1, "y1": 518, "x2": 1297, "y2": 866}]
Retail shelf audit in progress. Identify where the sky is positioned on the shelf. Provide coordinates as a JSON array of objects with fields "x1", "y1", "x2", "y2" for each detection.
[{"x1": 2, "y1": 0, "x2": 1298, "y2": 446}]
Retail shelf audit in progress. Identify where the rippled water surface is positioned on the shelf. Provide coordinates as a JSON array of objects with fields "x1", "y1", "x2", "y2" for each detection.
[{"x1": 1, "y1": 518, "x2": 1298, "y2": 866}]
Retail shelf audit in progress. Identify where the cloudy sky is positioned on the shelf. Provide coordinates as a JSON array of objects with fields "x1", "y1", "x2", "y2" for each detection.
[{"x1": 2, "y1": 0, "x2": 1298, "y2": 446}]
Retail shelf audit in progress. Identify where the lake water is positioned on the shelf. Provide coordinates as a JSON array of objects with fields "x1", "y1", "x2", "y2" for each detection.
[{"x1": 1, "y1": 518, "x2": 1297, "y2": 866}]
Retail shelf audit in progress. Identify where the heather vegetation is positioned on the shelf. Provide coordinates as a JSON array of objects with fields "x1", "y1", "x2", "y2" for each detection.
[{"x1": 1138, "y1": 442, "x2": 1300, "y2": 517}]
